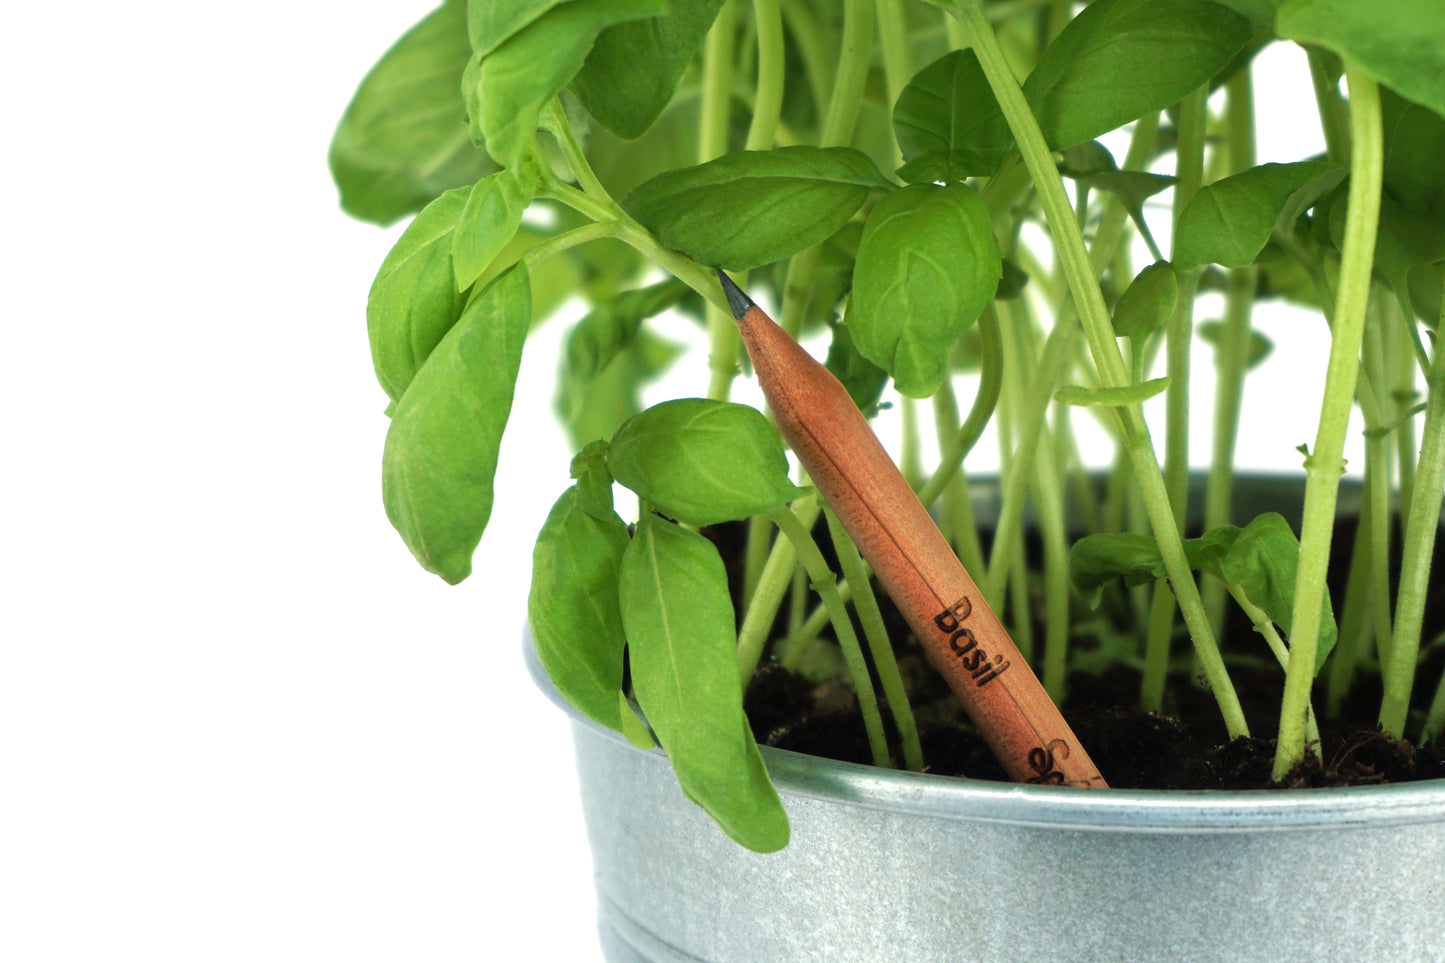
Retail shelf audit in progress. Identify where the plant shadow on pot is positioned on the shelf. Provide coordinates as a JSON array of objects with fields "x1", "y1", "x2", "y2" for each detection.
[{"x1": 527, "y1": 474, "x2": 1445, "y2": 963}]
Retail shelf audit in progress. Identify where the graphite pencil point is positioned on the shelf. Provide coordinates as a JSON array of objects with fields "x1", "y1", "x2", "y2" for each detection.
[{"x1": 716, "y1": 269, "x2": 754, "y2": 320}]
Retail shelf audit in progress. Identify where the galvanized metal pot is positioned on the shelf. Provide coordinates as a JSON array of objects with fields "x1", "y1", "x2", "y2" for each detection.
[{"x1": 527, "y1": 476, "x2": 1445, "y2": 962}]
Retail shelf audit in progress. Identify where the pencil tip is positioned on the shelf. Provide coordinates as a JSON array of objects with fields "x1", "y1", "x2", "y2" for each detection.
[{"x1": 716, "y1": 269, "x2": 754, "y2": 320}]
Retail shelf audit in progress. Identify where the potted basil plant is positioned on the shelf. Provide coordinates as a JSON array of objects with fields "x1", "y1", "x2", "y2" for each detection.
[{"x1": 331, "y1": 0, "x2": 1445, "y2": 958}]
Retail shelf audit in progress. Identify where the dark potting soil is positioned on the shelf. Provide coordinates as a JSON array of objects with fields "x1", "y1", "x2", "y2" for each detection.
[{"x1": 711, "y1": 513, "x2": 1445, "y2": 791}]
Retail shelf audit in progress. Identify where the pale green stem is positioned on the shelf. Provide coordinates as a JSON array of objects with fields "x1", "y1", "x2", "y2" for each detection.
[
  {"x1": 700, "y1": 2, "x2": 741, "y2": 401},
  {"x1": 738, "y1": 498, "x2": 819, "y2": 680},
  {"x1": 1227, "y1": 586, "x2": 1322, "y2": 755},
  {"x1": 1032, "y1": 416, "x2": 1072, "y2": 701},
  {"x1": 520, "y1": 221, "x2": 620, "y2": 270},
  {"x1": 745, "y1": 0, "x2": 786, "y2": 152},
  {"x1": 1308, "y1": 48, "x2": 1352, "y2": 165},
  {"x1": 1325, "y1": 503, "x2": 1376, "y2": 718},
  {"x1": 900, "y1": 397, "x2": 925, "y2": 491},
  {"x1": 824, "y1": 507, "x2": 925, "y2": 771},
  {"x1": 769, "y1": 505, "x2": 892, "y2": 768},
  {"x1": 1203, "y1": 67, "x2": 1256, "y2": 640},
  {"x1": 874, "y1": 0, "x2": 912, "y2": 171},
  {"x1": 777, "y1": 0, "x2": 873, "y2": 337},
  {"x1": 1386, "y1": 291, "x2": 1445, "y2": 738},
  {"x1": 932, "y1": 385, "x2": 988, "y2": 578},
  {"x1": 918, "y1": 304, "x2": 1005, "y2": 509},
  {"x1": 955, "y1": 0, "x2": 1247, "y2": 737},
  {"x1": 1274, "y1": 65, "x2": 1383, "y2": 780}
]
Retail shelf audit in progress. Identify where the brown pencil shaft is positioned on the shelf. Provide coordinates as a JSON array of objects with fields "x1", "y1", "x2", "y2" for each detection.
[{"x1": 734, "y1": 299, "x2": 1105, "y2": 788}]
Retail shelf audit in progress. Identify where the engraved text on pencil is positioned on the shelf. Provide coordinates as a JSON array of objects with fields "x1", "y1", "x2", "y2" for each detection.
[{"x1": 934, "y1": 596, "x2": 1011, "y2": 687}]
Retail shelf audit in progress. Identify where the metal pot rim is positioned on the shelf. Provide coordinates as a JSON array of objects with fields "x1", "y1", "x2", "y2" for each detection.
[{"x1": 526, "y1": 630, "x2": 1445, "y2": 834}]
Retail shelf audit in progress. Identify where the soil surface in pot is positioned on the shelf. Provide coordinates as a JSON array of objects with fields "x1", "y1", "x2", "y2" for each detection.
[{"x1": 708, "y1": 515, "x2": 1445, "y2": 791}]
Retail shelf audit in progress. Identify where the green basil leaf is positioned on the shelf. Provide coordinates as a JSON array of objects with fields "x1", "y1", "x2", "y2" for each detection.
[
  {"x1": 1055, "y1": 378, "x2": 1171, "y2": 407},
  {"x1": 891, "y1": 50, "x2": 1010, "y2": 180},
  {"x1": 824, "y1": 319, "x2": 889, "y2": 415},
  {"x1": 847, "y1": 183, "x2": 1002, "y2": 398},
  {"x1": 1381, "y1": 85, "x2": 1445, "y2": 217},
  {"x1": 1219, "y1": 512, "x2": 1338, "y2": 673},
  {"x1": 468, "y1": 0, "x2": 565, "y2": 57},
  {"x1": 557, "y1": 330, "x2": 685, "y2": 448},
  {"x1": 562, "y1": 279, "x2": 689, "y2": 386},
  {"x1": 367, "y1": 188, "x2": 471, "y2": 402},
  {"x1": 466, "y1": 0, "x2": 666, "y2": 168},
  {"x1": 620, "y1": 146, "x2": 891, "y2": 270},
  {"x1": 1112, "y1": 261, "x2": 1178, "y2": 343},
  {"x1": 1070, "y1": 533, "x2": 1166, "y2": 607},
  {"x1": 450, "y1": 161, "x2": 541, "y2": 290},
  {"x1": 381, "y1": 264, "x2": 532, "y2": 583},
  {"x1": 331, "y1": 0, "x2": 494, "y2": 226},
  {"x1": 1277, "y1": 0, "x2": 1445, "y2": 122},
  {"x1": 620, "y1": 515, "x2": 790, "y2": 853},
  {"x1": 607, "y1": 399, "x2": 805, "y2": 526},
  {"x1": 1210, "y1": 0, "x2": 1279, "y2": 23},
  {"x1": 569, "y1": 439, "x2": 618, "y2": 520},
  {"x1": 1173, "y1": 161, "x2": 1340, "y2": 268},
  {"x1": 571, "y1": 0, "x2": 727, "y2": 139},
  {"x1": 529, "y1": 486, "x2": 631, "y2": 731},
  {"x1": 1023, "y1": 0, "x2": 1255, "y2": 152},
  {"x1": 1197, "y1": 320, "x2": 1274, "y2": 369}
]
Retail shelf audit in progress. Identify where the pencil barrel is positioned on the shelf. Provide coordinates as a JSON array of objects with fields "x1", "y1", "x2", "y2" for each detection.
[{"x1": 735, "y1": 303, "x2": 1105, "y2": 787}]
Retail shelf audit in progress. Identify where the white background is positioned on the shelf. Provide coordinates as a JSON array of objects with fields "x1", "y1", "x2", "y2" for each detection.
[{"x1": 3, "y1": 5, "x2": 1333, "y2": 961}]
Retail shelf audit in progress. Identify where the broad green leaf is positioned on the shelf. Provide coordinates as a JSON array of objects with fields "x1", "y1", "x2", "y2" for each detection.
[
  {"x1": 571, "y1": 0, "x2": 726, "y2": 139},
  {"x1": 607, "y1": 399, "x2": 805, "y2": 526},
  {"x1": 477, "y1": 224, "x2": 584, "y2": 323},
  {"x1": 381, "y1": 265, "x2": 531, "y2": 583},
  {"x1": 330, "y1": 0, "x2": 495, "y2": 226},
  {"x1": 1219, "y1": 513, "x2": 1338, "y2": 672},
  {"x1": 620, "y1": 146, "x2": 892, "y2": 270},
  {"x1": 1277, "y1": 0, "x2": 1445, "y2": 122},
  {"x1": 1112, "y1": 261, "x2": 1178, "y2": 343},
  {"x1": 466, "y1": 0, "x2": 665, "y2": 168},
  {"x1": 620, "y1": 515, "x2": 789, "y2": 853},
  {"x1": 367, "y1": 188, "x2": 470, "y2": 401},
  {"x1": 561, "y1": 279, "x2": 689, "y2": 386},
  {"x1": 619, "y1": 694, "x2": 657, "y2": 749},
  {"x1": 1381, "y1": 86, "x2": 1445, "y2": 216},
  {"x1": 847, "y1": 183, "x2": 1002, "y2": 398},
  {"x1": 1173, "y1": 161, "x2": 1339, "y2": 268},
  {"x1": 824, "y1": 319, "x2": 889, "y2": 415},
  {"x1": 450, "y1": 161, "x2": 541, "y2": 290},
  {"x1": 468, "y1": 0, "x2": 567, "y2": 57},
  {"x1": 891, "y1": 50, "x2": 1010, "y2": 181},
  {"x1": 1055, "y1": 378, "x2": 1171, "y2": 407},
  {"x1": 1210, "y1": 0, "x2": 1280, "y2": 22},
  {"x1": 1198, "y1": 320, "x2": 1274, "y2": 369},
  {"x1": 1023, "y1": 0, "x2": 1255, "y2": 152},
  {"x1": 569, "y1": 439, "x2": 617, "y2": 520},
  {"x1": 529, "y1": 486, "x2": 630, "y2": 732},
  {"x1": 557, "y1": 329, "x2": 684, "y2": 448},
  {"x1": 1070, "y1": 532, "x2": 1166, "y2": 607}
]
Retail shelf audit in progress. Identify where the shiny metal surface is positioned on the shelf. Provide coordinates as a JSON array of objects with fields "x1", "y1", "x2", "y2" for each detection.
[{"x1": 527, "y1": 475, "x2": 1445, "y2": 961}]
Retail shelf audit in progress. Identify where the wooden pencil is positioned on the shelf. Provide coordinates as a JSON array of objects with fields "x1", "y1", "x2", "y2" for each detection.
[{"x1": 719, "y1": 270, "x2": 1106, "y2": 788}]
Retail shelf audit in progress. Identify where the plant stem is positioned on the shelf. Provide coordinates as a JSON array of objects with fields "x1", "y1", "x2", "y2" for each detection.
[
  {"x1": 745, "y1": 0, "x2": 785, "y2": 151},
  {"x1": 874, "y1": 0, "x2": 911, "y2": 171},
  {"x1": 520, "y1": 221, "x2": 621, "y2": 269},
  {"x1": 1203, "y1": 67, "x2": 1256, "y2": 638},
  {"x1": 737, "y1": 497, "x2": 819, "y2": 680},
  {"x1": 700, "y1": 2, "x2": 741, "y2": 401},
  {"x1": 824, "y1": 507, "x2": 925, "y2": 771},
  {"x1": 955, "y1": 0, "x2": 1247, "y2": 738},
  {"x1": 769, "y1": 504, "x2": 892, "y2": 768},
  {"x1": 1384, "y1": 293, "x2": 1445, "y2": 738},
  {"x1": 778, "y1": 0, "x2": 873, "y2": 337},
  {"x1": 1274, "y1": 64, "x2": 1383, "y2": 780},
  {"x1": 1308, "y1": 48, "x2": 1352, "y2": 166},
  {"x1": 918, "y1": 305, "x2": 1004, "y2": 508}
]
